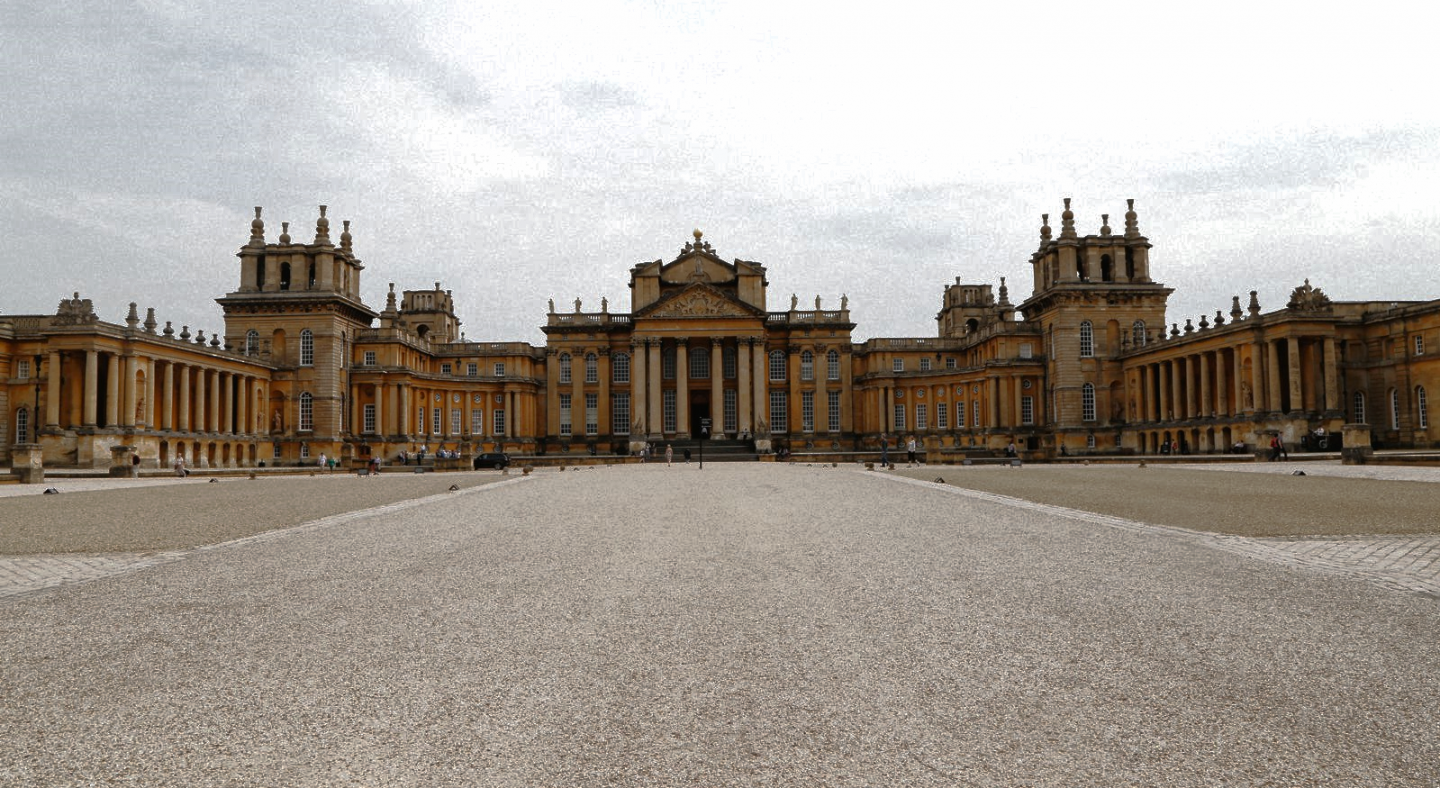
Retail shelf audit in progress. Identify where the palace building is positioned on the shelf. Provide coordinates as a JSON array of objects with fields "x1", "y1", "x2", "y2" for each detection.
[{"x1": 3, "y1": 199, "x2": 1436, "y2": 469}]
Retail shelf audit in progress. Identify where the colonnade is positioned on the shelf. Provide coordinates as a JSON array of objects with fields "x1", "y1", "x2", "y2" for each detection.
[
  {"x1": 1132, "y1": 335, "x2": 1340, "y2": 422},
  {"x1": 355, "y1": 379, "x2": 527, "y2": 444},
  {"x1": 872, "y1": 375, "x2": 1034, "y2": 435}
]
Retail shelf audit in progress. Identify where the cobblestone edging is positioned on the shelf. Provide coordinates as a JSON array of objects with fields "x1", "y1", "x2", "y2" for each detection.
[
  {"x1": 880, "y1": 473, "x2": 1440, "y2": 598},
  {"x1": 0, "y1": 476, "x2": 534, "y2": 602}
]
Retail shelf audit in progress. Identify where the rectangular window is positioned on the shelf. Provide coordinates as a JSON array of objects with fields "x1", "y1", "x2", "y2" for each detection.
[
  {"x1": 1087, "y1": 434, "x2": 1097, "y2": 449},
  {"x1": 956, "y1": 401, "x2": 965, "y2": 428},
  {"x1": 471, "y1": 408, "x2": 484, "y2": 435},
  {"x1": 1021, "y1": 395, "x2": 1035, "y2": 425},
  {"x1": 585, "y1": 355, "x2": 598, "y2": 383},
  {"x1": 663, "y1": 389, "x2": 677, "y2": 433},
  {"x1": 559, "y1": 393, "x2": 572, "y2": 437},
  {"x1": 893, "y1": 404, "x2": 906, "y2": 431},
  {"x1": 972, "y1": 399, "x2": 981, "y2": 427},
  {"x1": 494, "y1": 363, "x2": 506, "y2": 377},
  {"x1": 585, "y1": 392, "x2": 598, "y2": 436},
  {"x1": 299, "y1": 395, "x2": 314, "y2": 431},
  {"x1": 300, "y1": 443, "x2": 310, "y2": 459},
  {"x1": 723, "y1": 347, "x2": 737, "y2": 379},
  {"x1": 1416, "y1": 335, "x2": 1426, "y2": 356},
  {"x1": 800, "y1": 353, "x2": 814, "y2": 381},
  {"x1": 769, "y1": 351, "x2": 786, "y2": 381},
  {"x1": 662, "y1": 348, "x2": 676, "y2": 380},
  {"x1": 493, "y1": 409, "x2": 506, "y2": 436},
  {"x1": 559, "y1": 356, "x2": 571, "y2": 384},
  {"x1": 919, "y1": 358, "x2": 931, "y2": 372},
  {"x1": 916, "y1": 403, "x2": 928, "y2": 430},
  {"x1": 936, "y1": 401, "x2": 948, "y2": 429},
  {"x1": 363, "y1": 351, "x2": 376, "y2": 367},
  {"x1": 441, "y1": 363, "x2": 452, "y2": 375},
  {"x1": 15, "y1": 407, "x2": 29, "y2": 443},
  {"x1": 613, "y1": 353, "x2": 630, "y2": 383},
  {"x1": 273, "y1": 443, "x2": 283, "y2": 459},
  {"x1": 417, "y1": 407, "x2": 425, "y2": 434},
  {"x1": 18, "y1": 359, "x2": 31, "y2": 379},
  {"x1": 467, "y1": 362, "x2": 478, "y2": 377},
  {"x1": 1419, "y1": 387, "x2": 1429, "y2": 429},
  {"x1": 690, "y1": 348, "x2": 709, "y2": 379},
  {"x1": 945, "y1": 357, "x2": 956, "y2": 370},
  {"x1": 827, "y1": 390, "x2": 840, "y2": 433},
  {"x1": 432, "y1": 407, "x2": 443, "y2": 434},
  {"x1": 363, "y1": 404, "x2": 376, "y2": 433},
  {"x1": 1079, "y1": 323, "x2": 1094, "y2": 358},
  {"x1": 725, "y1": 389, "x2": 738, "y2": 434},
  {"x1": 802, "y1": 390, "x2": 815, "y2": 433},
  {"x1": 1082, "y1": 385, "x2": 1097, "y2": 422},
  {"x1": 1019, "y1": 344, "x2": 1033, "y2": 359},
  {"x1": 892, "y1": 358, "x2": 904, "y2": 373},
  {"x1": 770, "y1": 390, "x2": 788, "y2": 433},
  {"x1": 827, "y1": 352, "x2": 840, "y2": 381},
  {"x1": 612, "y1": 393, "x2": 630, "y2": 435},
  {"x1": 451, "y1": 409, "x2": 461, "y2": 435},
  {"x1": 300, "y1": 331, "x2": 314, "y2": 366}
]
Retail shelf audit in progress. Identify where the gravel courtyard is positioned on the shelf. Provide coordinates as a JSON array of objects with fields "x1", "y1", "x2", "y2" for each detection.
[{"x1": 2, "y1": 464, "x2": 1437, "y2": 786}]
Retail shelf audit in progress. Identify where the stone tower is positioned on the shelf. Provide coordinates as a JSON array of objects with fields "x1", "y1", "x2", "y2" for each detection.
[
  {"x1": 218, "y1": 206, "x2": 377, "y2": 460},
  {"x1": 1018, "y1": 199, "x2": 1172, "y2": 441}
]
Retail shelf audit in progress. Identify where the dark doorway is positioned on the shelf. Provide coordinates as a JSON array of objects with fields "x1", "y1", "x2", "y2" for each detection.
[{"x1": 690, "y1": 391, "x2": 710, "y2": 436}]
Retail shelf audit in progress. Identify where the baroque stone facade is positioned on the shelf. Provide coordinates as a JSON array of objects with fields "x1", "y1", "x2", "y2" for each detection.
[{"x1": 3, "y1": 200, "x2": 1437, "y2": 468}]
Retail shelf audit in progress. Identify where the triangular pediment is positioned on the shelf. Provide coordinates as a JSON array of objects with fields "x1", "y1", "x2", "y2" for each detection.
[{"x1": 638, "y1": 283, "x2": 761, "y2": 319}]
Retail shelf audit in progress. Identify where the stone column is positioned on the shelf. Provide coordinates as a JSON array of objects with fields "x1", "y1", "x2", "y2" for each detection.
[
  {"x1": 105, "y1": 354, "x2": 120, "y2": 427},
  {"x1": 1158, "y1": 362, "x2": 1171, "y2": 422},
  {"x1": 572, "y1": 349, "x2": 585, "y2": 438},
  {"x1": 882, "y1": 386, "x2": 893, "y2": 433},
  {"x1": 374, "y1": 382, "x2": 384, "y2": 435},
  {"x1": 209, "y1": 370, "x2": 221, "y2": 433},
  {"x1": 1267, "y1": 340, "x2": 1283, "y2": 412},
  {"x1": 1183, "y1": 356, "x2": 1196, "y2": 420},
  {"x1": 752, "y1": 341, "x2": 768, "y2": 434},
  {"x1": 1287, "y1": 337, "x2": 1302, "y2": 414},
  {"x1": 119, "y1": 355, "x2": 137, "y2": 428},
  {"x1": 1200, "y1": 352, "x2": 1213, "y2": 417},
  {"x1": 988, "y1": 377, "x2": 1000, "y2": 427},
  {"x1": 398, "y1": 384, "x2": 410, "y2": 437},
  {"x1": 1215, "y1": 351, "x2": 1229, "y2": 417},
  {"x1": 507, "y1": 390, "x2": 518, "y2": 438},
  {"x1": 598, "y1": 350, "x2": 611, "y2": 439},
  {"x1": 193, "y1": 367, "x2": 206, "y2": 433},
  {"x1": 840, "y1": 347, "x2": 854, "y2": 433},
  {"x1": 815, "y1": 358, "x2": 829, "y2": 435},
  {"x1": 1323, "y1": 337, "x2": 1339, "y2": 413},
  {"x1": 143, "y1": 358, "x2": 155, "y2": 428},
  {"x1": 221, "y1": 372, "x2": 234, "y2": 434},
  {"x1": 83, "y1": 350, "x2": 99, "y2": 426},
  {"x1": 675, "y1": 341, "x2": 690, "y2": 437},
  {"x1": 177, "y1": 365, "x2": 191, "y2": 431},
  {"x1": 710, "y1": 338, "x2": 723, "y2": 436},
  {"x1": 1234, "y1": 347, "x2": 1247, "y2": 413},
  {"x1": 737, "y1": 339, "x2": 752, "y2": 433},
  {"x1": 648, "y1": 339, "x2": 663, "y2": 438},
  {"x1": 46, "y1": 351, "x2": 61, "y2": 427},
  {"x1": 631, "y1": 341, "x2": 647, "y2": 436},
  {"x1": 238, "y1": 375, "x2": 250, "y2": 436},
  {"x1": 162, "y1": 362, "x2": 174, "y2": 430}
]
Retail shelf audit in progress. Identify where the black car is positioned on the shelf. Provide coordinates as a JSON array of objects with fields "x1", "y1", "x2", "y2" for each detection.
[{"x1": 473, "y1": 452, "x2": 510, "y2": 470}]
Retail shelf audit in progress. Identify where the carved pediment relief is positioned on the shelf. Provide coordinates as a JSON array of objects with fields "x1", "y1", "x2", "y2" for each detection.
[
  {"x1": 645, "y1": 285, "x2": 754, "y2": 319},
  {"x1": 660, "y1": 253, "x2": 736, "y2": 285},
  {"x1": 1287, "y1": 279, "x2": 1332, "y2": 312}
]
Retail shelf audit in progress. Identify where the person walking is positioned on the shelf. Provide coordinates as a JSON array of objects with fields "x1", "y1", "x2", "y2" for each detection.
[
  {"x1": 906, "y1": 435, "x2": 918, "y2": 465},
  {"x1": 879, "y1": 433, "x2": 890, "y2": 469},
  {"x1": 173, "y1": 453, "x2": 187, "y2": 478},
  {"x1": 665, "y1": 443, "x2": 674, "y2": 466}
]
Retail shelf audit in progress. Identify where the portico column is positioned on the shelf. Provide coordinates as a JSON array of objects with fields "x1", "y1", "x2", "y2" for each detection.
[
  {"x1": 840, "y1": 347, "x2": 854, "y2": 433},
  {"x1": 1287, "y1": 337, "x2": 1302, "y2": 414},
  {"x1": 598, "y1": 350, "x2": 611, "y2": 438},
  {"x1": 752, "y1": 340, "x2": 768, "y2": 433},
  {"x1": 374, "y1": 381, "x2": 384, "y2": 435},
  {"x1": 1199, "y1": 353, "x2": 1212, "y2": 417},
  {"x1": 162, "y1": 362, "x2": 174, "y2": 430},
  {"x1": 737, "y1": 339, "x2": 752, "y2": 432},
  {"x1": 120, "y1": 355, "x2": 138, "y2": 427},
  {"x1": 398, "y1": 384, "x2": 410, "y2": 437},
  {"x1": 647, "y1": 339, "x2": 662, "y2": 438},
  {"x1": 143, "y1": 359, "x2": 155, "y2": 428},
  {"x1": 1183, "y1": 356, "x2": 1196, "y2": 420},
  {"x1": 507, "y1": 390, "x2": 518, "y2": 438},
  {"x1": 222, "y1": 373, "x2": 234, "y2": 433},
  {"x1": 988, "y1": 377, "x2": 1000, "y2": 427},
  {"x1": 631, "y1": 341, "x2": 647, "y2": 435},
  {"x1": 178, "y1": 365, "x2": 191, "y2": 431},
  {"x1": 1215, "y1": 351, "x2": 1229, "y2": 417},
  {"x1": 883, "y1": 385, "x2": 893, "y2": 433},
  {"x1": 675, "y1": 341, "x2": 689, "y2": 437},
  {"x1": 570, "y1": 349, "x2": 585, "y2": 438},
  {"x1": 193, "y1": 367, "x2": 206, "y2": 432},
  {"x1": 83, "y1": 350, "x2": 99, "y2": 426},
  {"x1": 1323, "y1": 337, "x2": 1339, "y2": 413},
  {"x1": 1158, "y1": 362, "x2": 1170, "y2": 421},
  {"x1": 46, "y1": 351, "x2": 61, "y2": 427},
  {"x1": 105, "y1": 354, "x2": 120, "y2": 427},
  {"x1": 208, "y1": 370, "x2": 220, "y2": 433},
  {"x1": 1235, "y1": 348, "x2": 1247, "y2": 413},
  {"x1": 710, "y1": 339, "x2": 723, "y2": 436},
  {"x1": 1267, "y1": 340, "x2": 1283, "y2": 412}
]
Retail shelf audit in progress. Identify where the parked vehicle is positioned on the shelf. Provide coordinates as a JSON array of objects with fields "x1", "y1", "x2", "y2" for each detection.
[{"x1": 473, "y1": 452, "x2": 510, "y2": 470}]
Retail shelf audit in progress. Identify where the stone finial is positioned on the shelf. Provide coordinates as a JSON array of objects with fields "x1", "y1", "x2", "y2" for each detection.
[
  {"x1": 314, "y1": 205, "x2": 330, "y2": 244},
  {"x1": 125, "y1": 302, "x2": 140, "y2": 329},
  {"x1": 1231, "y1": 295, "x2": 1244, "y2": 321},
  {"x1": 1248, "y1": 290, "x2": 1261, "y2": 316},
  {"x1": 1170, "y1": 322, "x2": 1180, "y2": 338},
  {"x1": 1184, "y1": 318, "x2": 1195, "y2": 334},
  {"x1": 1100, "y1": 214, "x2": 1111, "y2": 237},
  {"x1": 1198, "y1": 314, "x2": 1209, "y2": 330},
  {"x1": 340, "y1": 219, "x2": 352, "y2": 251},
  {"x1": 279, "y1": 221, "x2": 291, "y2": 245},
  {"x1": 250, "y1": 207, "x2": 265, "y2": 245},
  {"x1": 144, "y1": 308, "x2": 157, "y2": 333},
  {"x1": 1040, "y1": 214, "x2": 1052, "y2": 244},
  {"x1": 385, "y1": 282, "x2": 398, "y2": 312},
  {"x1": 1124, "y1": 198, "x2": 1140, "y2": 239},
  {"x1": 195, "y1": 329, "x2": 206, "y2": 345},
  {"x1": 998, "y1": 277, "x2": 1010, "y2": 306},
  {"x1": 1060, "y1": 198, "x2": 1077, "y2": 239},
  {"x1": 163, "y1": 320, "x2": 175, "y2": 338},
  {"x1": 210, "y1": 333, "x2": 221, "y2": 348},
  {"x1": 1214, "y1": 309, "x2": 1225, "y2": 327},
  {"x1": 179, "y1": 325, "x2": 190, "y2": 341}
]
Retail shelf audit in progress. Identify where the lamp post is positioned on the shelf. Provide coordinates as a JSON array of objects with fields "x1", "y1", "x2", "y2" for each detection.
[{"x1": 699, "y1": 417, "x2": 710, "y2": 470}]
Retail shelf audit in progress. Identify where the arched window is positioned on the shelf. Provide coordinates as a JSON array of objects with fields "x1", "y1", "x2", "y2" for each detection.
[
  {"x1": 1125, "y1": 248, "x2": 1136, "y2": 279},
  {"x1": 800, "y1": 350, "x2": 814, "y2": 381},
  {"x1": 1353, "y1": 391, "x2": 1367, "y2": 424},
  {"x1": 827, "y1": 350, "x2": 840, "y2": 381},
  {"x1": 279, "y1": 262, "x2": 292, "y2": 291},
  {"x1": 585, "y1": 353, "x2": 598, "y2": 383},
  {"x1": 307, "y1": 262, "x2": 317, "y2": 289},
  {"x1": 256, "y1": 256, "x2": 267, "y2": 290},
  {"x1": 559, "y1": 353, "x2": 572, "y2": 384},
  {"x1": 723, "y1": 346, "x2": 737, "y2": 379},
  {"x1": 1082, "y1": 383, "x2": 1097, "y2": 421},
  {"x1": 612, "y1": 352, "x2": 630, "y2": 383},
  {"x1": 1418, "y1": 386, "x2": 1429, "y2": 429},
  {"x1": 689, "y1": 346, "x2": 709, "y2": 379},
  {"x1": 245, "y1": 330, "x2": 259, "y2": 356},
  {"x1": 1079, "y1": 321, "x2": 1094, "y2": 357},
  {"x1": 1131, "y1": 321, "x2": 1147, "y2": 347},
  {"x1": 15, "y1": 406, "x2": 29, "y2": 444},
  {"x1": 1100, "y1": 254, "x2": 1113, "y2": 282},
  {"x1": 661, "y1": 346, "x2": 676, "y2": 379},
  {"x1": 769, "y1": 350, "x2": 787, "y2": 381},
  {"x1": 1391, "y1": 388, "x2": 1401, "y2": 430},
  {"x1": 299, "y1": 392, "x2": 314, "y2": 431},
  {"x1": 299, "y1": 329, "x2": 314, "y2": 366}
]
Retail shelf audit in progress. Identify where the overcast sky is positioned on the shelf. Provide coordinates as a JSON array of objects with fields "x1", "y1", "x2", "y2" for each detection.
[{"x1": 3, "y1": 0, "x2": 1437, "y2": 344}]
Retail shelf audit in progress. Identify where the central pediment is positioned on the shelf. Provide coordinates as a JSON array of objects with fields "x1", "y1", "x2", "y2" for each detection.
[{"x1": 637, "y1": 283, "x2": 761, "y2": 320}]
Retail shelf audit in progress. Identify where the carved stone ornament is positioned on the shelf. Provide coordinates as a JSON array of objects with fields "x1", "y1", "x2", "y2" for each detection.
[
  {"x1": 54, "y1": 292, "x2": 99, "y2": 325},
  {"x1": 650, "y1": 287, "x2": 748, "y2": 318},
  {"x1": 1286, "y1": 279, "x2": 1333, "y2": 312}
]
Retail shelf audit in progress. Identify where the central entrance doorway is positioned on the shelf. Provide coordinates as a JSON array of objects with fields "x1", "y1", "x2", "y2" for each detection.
[{"x1": 689, "y1": 391, "x2": 710, "y2": 437}]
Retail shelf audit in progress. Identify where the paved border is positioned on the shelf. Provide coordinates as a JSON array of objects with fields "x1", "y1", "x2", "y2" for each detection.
[
  {"x1": 0, "y1": 476, "x2": 535, "y2": 601},
  {"x1": 876, "y1": 472, "x2": 1440, "y2": 598}
]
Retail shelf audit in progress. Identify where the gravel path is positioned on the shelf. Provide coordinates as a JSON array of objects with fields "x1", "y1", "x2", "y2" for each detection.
[{"x1": 2, "y1": 464, "x2": 1437, "y2": 786}]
